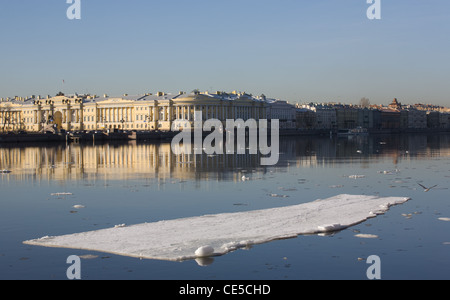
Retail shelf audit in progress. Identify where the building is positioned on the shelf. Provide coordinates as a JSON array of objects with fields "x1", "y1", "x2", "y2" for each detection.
[
  {"x1": 297, "y1": 103, "x2": 336, "y2": 130},
  {"x1": 264, "y1": 99, "x2": 297, "y2": 129},
  {"x1": 388, "y1": 98, "x2": 402, "y2": 110},
  {"x1": 427, "y1": 111, "x2": 440, "y2": 129},
  {"x1": 404, "y1": 108, "x2": 427, "y2": 129},
  {"x1": 439, "y1": 113, "x2": 450, "y2": 129},
  {"x1": 335, "y1": 106, "x2": 358, "y2": 129},
  {"x1": 380, "y1": 108, "x2": 401, "y2": 129},
  {"x1": 295, "y1": 108, "x2": 317, "y2": 130},
  {"x1": 357, "y1": 108, "x2": 377, "y2": 129},
  {"x1": 0, "y1": 91, "x2": 270, "y2": 133}
]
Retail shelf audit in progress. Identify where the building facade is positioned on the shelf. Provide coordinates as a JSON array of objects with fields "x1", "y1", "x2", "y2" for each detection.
[
  {"x1": 336, "y1": 106, "x2": 359, "y2": 129},
  {"x1": 0, "y1": 91, "x2": 269, "y2": 133},
  {"x1": 265, "y1": 99, "x2": 297, "y2": 129},
  {"x1": 296, "y1": 103, "x2": 336, "y2": 130}
]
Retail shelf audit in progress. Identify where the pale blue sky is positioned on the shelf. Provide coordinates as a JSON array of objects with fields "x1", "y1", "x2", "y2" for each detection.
[{"x1": 1, "y1": 0, "x2": 449, "y2": 106}]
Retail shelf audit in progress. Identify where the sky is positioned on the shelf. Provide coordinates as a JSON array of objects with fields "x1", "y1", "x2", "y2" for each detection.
[{"x1": 0, "y1": 0, "x2": 449, "y2": 106}]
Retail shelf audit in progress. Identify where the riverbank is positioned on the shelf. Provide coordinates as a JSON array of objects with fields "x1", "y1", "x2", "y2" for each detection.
[{"x1": 1, "y1": 128, "x2": 449, "y2": 144}]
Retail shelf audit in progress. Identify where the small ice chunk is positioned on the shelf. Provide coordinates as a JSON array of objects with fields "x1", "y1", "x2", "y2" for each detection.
[
  {"x1": 73, "y1": 205, "x2": 85, "y2": 209},
  {"x1": 269, "y1": 193, "x2": 289, "y2": 198},
  {"x1": 79, "y1": 254, "x2": 98, "y2": 259},
  {"x1": 318, "y1": 224, "x2": 344, "y2": 232},
  {"x1": 195, "y1": 245, "x2": 214, "y2": 257},
  {"x1": 355, "y1": 233, "x2": 379, "y2": 239},
  {"x1": 329, "y1": 185, "x2": 344, "y2": 188},
  {"x1": 348, "y1": 175, "x2": 365, "y2": 179},
  {"x1": 438, "y1": 217, "x2": 450, "y2": 222},
  {"x1": 114, "y1": 224, "x2": 126, "y2": 228}
]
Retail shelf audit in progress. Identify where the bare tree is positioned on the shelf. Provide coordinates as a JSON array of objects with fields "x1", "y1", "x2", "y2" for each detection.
[{"x1": 359, "y1": 97, "x2": 370, "y2": 108}]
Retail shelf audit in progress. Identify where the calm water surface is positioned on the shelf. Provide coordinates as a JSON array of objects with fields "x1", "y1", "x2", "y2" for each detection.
[{"x1": 1, "y1": 134, "x2": 450, "y2": 280}]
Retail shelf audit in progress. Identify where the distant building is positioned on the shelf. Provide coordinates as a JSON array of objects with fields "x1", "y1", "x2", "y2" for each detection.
[
  {"x1": 357, "y1": 108, "x2": 377, "y2": 129},
  {"x1": 427, "y1": 111, "x2": 440, "y2": 129},
  {"x1": 388, "y1": 98, "x2": 402, "y2": 110},
  {"x1": 404, "y1": 108, "x2": 427, "y2": 129},
  {"x1": 265, "y1": 99, "x2": 297, "y2": 129},
  {"x1": 336, "y1": 106, "x2": 358, "y2": 129},
  {"x1": 380, "y1": 108, "x2": 401, "y2": 129},
  {"x1": 439, "y1": 113, "x2": 450, "y2": 129},
  {"x1": 296, "y1": 108, "x2": 317, "y2": 130},
  {"x1": 298, "y1": 103, "x2": 336, "y2": 130}
]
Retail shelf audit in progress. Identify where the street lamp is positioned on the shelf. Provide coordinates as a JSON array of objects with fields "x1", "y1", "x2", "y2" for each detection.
[{"x1": 120, "y1": 119, "x2": 125, "y2": 131}]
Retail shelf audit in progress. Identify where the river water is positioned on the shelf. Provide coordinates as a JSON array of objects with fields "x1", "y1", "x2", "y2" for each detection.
[{"x1": 1, "y1": 133, "x2": 449, "y2": 280}]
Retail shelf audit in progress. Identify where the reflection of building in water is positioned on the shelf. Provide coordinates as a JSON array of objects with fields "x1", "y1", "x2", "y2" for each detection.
[
  {"x1": 2, "y1": 135, "x2": 450, "y2": 182},
  {"x1": 0, "y1": 142, "x2": 267, "y2": 182}
]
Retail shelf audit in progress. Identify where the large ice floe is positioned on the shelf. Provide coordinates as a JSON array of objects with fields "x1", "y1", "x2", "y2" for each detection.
[{"x1": 24, "y1": 194, "x2": 410, "y2": 262}]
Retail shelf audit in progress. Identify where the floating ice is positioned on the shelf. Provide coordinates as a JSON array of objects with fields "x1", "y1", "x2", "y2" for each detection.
[
  {"x1": 438, "y1": 217, "x2": 450, "y2": 222},
  {"x1": 317, "y1": 224, "x2": 345, "y2": 232},
  {"x1": 378, "y1": 169, "x2": 400, "y2": 175},
  {"x1": 348, "y1": 175, "x2": 365, "y2": 179},
  {"x1": 79, "y1": 254, "x2": 98, "y2": 259},
  {"x1": 355, "y1": 233, "x2": 379, "y2": 239},
  {"x1": 51, "y1": 192, "x2": 73, "y2": 196},
  {"x1": 268, "y1": 193, "x2": 289, "y2": 198},
  {"x1": 73, "y1": 205, "x2": 85, "y2": 209},
  {"x1": 23, "y1": 194, "x2": 410, "y2": 262},
  {"x1": 195, "y1": 246, "x2": 215, "y2": 257},
  {"x1": 329, "y1": 185, "x2": 344, "y2": 188}
]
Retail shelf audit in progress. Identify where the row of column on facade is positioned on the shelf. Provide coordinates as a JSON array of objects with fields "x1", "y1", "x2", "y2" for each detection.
[{"x1": 13, "y1": 105, "x2": 266, "y2": 124}]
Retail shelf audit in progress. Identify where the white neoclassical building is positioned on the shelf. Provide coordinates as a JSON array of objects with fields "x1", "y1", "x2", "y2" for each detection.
[{"x1": 0, "y1": 91, "x2": 270, "y2": 133}]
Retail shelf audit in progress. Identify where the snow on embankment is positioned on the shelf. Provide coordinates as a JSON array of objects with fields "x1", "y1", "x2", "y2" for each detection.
[{"x1": 23, "y1": 194, "x2": 410, "y2": 262}]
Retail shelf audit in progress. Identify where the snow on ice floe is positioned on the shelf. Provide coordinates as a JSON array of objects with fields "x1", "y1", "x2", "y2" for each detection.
[
  {"x1": 23, "y1": 194, "x2": 410, "y2": 262},
  {"x1": 195, "y1": 246, "x2": 215, "y2": 257}
]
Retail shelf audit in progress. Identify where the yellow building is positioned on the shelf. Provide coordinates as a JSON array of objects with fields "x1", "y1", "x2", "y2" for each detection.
[{"x1": 0, "y1": 91, "x2": 268, "y2": 133}]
